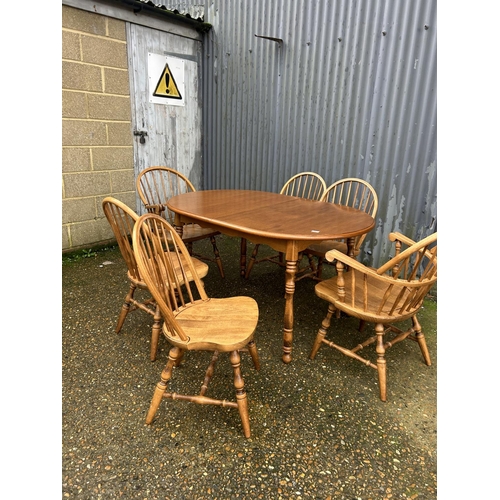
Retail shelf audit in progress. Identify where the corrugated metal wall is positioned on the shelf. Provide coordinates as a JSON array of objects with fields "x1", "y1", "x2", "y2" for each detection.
[{"x1": 163, "y1": 0, "x2": 437, "y2": 266}]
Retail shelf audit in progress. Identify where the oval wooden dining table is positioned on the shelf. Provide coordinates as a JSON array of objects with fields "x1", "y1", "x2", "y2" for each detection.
[{"x1": 167, "y1": 189, "x2": 375, "y2": 364}]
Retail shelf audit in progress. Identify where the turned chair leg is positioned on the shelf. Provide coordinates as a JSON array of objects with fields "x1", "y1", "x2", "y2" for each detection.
[
  {"x1": 230, "y1": 350, "x2": 251, "y2": 438},
  {"x1": 150, "y1": 305, "x2": 162, "y2": 362},
  {"x1": 247, "y1": 340, "x2": 261, "y2": 370},
  {"x1": 375, "y1": 323, "x2": 387, "y2": 402},
  {"x1": 174, "y1": 349, "x2": 185, "y2": 367},
  {"x1": 115, "y1": 283, "x2": 136, "y2": 333},
  {"x1": 310, "y1": 303, "x2": 335, "y2": 359},
  {"x1": 412, "y1": 315, "x2": 431, "y2": 366},
  {"x1": 145, "y1": 346, "x2": 180, "y2": 424},
  {"x1": 209, "y1": 235, "x2": 225, "y2": 278},
  {"x1": 305, "y1": 253, "x2": 317, "y2": 276},
  {"x1": 316, "y1": 257, "x2": 324, "y2": 280},
  {"x1": 199, "y1": 351, "x2": 219, "y2": 396},
  {"x1": 245, "y1": 244, "x2": 260, "y2": 279}
]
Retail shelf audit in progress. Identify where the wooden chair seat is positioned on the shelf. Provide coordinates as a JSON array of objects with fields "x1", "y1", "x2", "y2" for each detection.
[
  {"x1": 102, "y1": 197, "x2": 209, "y2": 361},
  {"x1": 310, "y1": 231, "x2": 437, "y2": 402},
  {"x1": 178, "y1": 223, "x2": 220, "y2": 242},
  {"x1": 315, "y1": 266, "x2": 422, "y2": 323},
  {"x1": 166, "y1": 296, "x2": 259, "y2": 351},
  {"x1": 133, "y1": 213, "x2": 260, "y2": 438}
]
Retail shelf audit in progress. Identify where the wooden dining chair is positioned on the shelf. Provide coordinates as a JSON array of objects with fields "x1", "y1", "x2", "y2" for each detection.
[
  {"x1": 304, "y1": 178, "x2": 378, "y2": 281},
  {"x1": 136, "y1": 166, "x2": 225, "y2": 278},
  {"x1": 310, "y1": 231, "x2": 437, "y2": 401},
  {"x1": 244, "y1": 171, "x2": 327, "y2": 279},
  {"x1": 102, "y1": 197, "x2": 209, "y2": 361},
  {"x1": 132, "y1": 213, "x2": 261, "y2": 438}
]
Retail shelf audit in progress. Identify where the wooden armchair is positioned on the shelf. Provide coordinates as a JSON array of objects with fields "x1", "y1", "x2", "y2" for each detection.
[
  {"x1": 244, "y1": 172, "x2": 327, "y2": 279},
  {"x1": 136, "y1": 166, "x2": 225, "y2": 278},
  {"x1": 102, "y1": 197, "x2": 209, "y2": 361},
  {"x1": 132, "y1": 213, "x2": 261, "y2": 438},
  {"x1": 310, "y1": 231, "x2": 437, "y2": 401},
  {"x1": 305, "y1": 178, "x2": 378, "y2": 280}
]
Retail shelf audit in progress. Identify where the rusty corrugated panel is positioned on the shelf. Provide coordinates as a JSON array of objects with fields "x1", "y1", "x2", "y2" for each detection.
[
  {"x1": 152, "y1": 0, "x2": 205, "y2": 21},
  {"x1": 201, "y1": 0, "x2": 436, "y2": 266}
]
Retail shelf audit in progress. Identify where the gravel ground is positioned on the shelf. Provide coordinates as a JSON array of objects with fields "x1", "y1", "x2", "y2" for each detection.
[{"x1": 62, "y1": 235, "x2": 437, "y2": 499}]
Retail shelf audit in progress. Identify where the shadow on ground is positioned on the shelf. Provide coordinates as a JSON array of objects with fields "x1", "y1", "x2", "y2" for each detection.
[{"x1": 62, "y1": 234, "x2": 437, "y2": 499}]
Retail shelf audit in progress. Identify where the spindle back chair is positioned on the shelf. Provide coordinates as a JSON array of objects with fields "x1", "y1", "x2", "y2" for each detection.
[
  {"x1": 102, "y1": 197, "x2": 208, "y2": 361},
  {"x1": 305, "y1": 178, "x2": 378, "y2": 280},
  {"x1": 136, "y1": 166, "x2": 224, "y2": 277},
  {"x1": 310, "y1": 231, "x2": 437, "y2": 401},
  {"x1": 132, "y1": 213, "x2": 261, "y2": 438}
]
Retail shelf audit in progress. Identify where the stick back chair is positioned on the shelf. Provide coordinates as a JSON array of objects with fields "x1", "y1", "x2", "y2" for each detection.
[
  {"x1": 244, "y1": 172, "x2": 327, "y2": 279},
  {"x1": 132, "y1": 213, "x2": 261, "y2": 438},
  {"x1": 102, "y1": 197, "x2": 209, "y2": 361},
  {"x1": 136, "y1": 166, "x2": 225, "y2": 278},
  {"x1": 305, "y1": 178, "x2": 378, "y2": 280},
  {"x1": 310, "y1": 231, "x2": 437, "y2": 401}
]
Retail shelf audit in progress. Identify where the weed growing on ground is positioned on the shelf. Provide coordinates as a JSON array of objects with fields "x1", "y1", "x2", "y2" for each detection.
[{"x1": 62, "y1": 245, "x2": 116, "y2": 265}]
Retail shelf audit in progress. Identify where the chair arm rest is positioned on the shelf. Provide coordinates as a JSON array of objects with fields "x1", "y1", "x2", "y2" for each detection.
[
  {"x1": 388, "y1": 232, "x2": 416, "y2": 246},
  {"x1": 324, "y1": 249, "x2": 377, "y2": 275},
  {"x1": 325, "y1": 248, "x2": 354, "y2": 263}
]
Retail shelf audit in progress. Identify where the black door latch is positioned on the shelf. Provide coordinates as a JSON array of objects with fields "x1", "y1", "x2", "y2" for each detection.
[{"x1": 133, "y1": 130, "x2": 148, "y2": 144}]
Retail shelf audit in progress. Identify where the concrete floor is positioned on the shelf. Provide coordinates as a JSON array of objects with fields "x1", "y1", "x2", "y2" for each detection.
[{"x1": 62, "y1": 234, "x2": 437, "y2": 499}]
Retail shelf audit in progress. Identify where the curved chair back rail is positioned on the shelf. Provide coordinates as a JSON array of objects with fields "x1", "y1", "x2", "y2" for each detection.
[
  {"x1": 319, "y1": 178, "x2": 379, "y2": 252},
  {"x1": 136, "y1": 166, "x2": 196, "y2": 224},
  {"x1": 280, "y1": 171, "x2": 327, "y2": 200}
]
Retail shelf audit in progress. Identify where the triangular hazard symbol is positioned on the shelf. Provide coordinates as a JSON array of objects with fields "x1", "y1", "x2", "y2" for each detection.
[{"x1": 153, "y1": 63, "x2": 182, "y2": 100}]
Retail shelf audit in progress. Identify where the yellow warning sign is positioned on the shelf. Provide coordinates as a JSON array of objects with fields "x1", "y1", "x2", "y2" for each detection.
[{"x1": 153, "y1": 63, "x2": 182, "y2": 100}]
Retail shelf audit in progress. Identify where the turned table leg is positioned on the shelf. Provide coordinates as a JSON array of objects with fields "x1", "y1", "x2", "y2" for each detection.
[
  {"x1": 282, "y1": 258, "x2": 298, "y2": 363},
  {"x1": 347, "y1": 236, "x2": 355, "y2": 259},
  {"x1": 173, "y1": 214, "x2": 184, "y2": 238}
]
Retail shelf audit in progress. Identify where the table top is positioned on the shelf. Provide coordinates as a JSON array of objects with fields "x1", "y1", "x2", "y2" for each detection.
[{"x1": 167, "y1": 189, "x2": 375, "y2": 243}]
